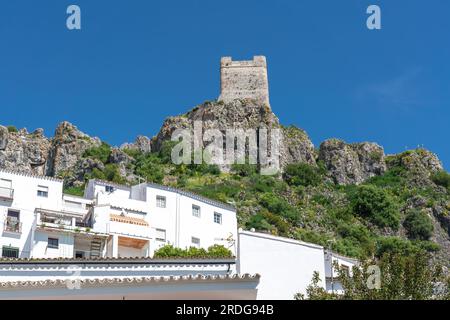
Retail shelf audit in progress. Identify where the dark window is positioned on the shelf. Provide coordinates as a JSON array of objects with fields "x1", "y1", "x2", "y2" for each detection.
[
  {"x1": 156, "y1": 195, "x2": 166, "y2": 208},
  {"x1": 105, "y1": 185, "x2": 114, "y2": 193},
  {"x1": 75, "y1": 251, "x2": 85, "y2": 259},
  {"x1": 37, "y1": 185, "x2": 49, "y2": 198},
  {"x1": 2, "y1": 246, "x2": 19, "y2": 258},
  {"x1": 48, "y1": 238, "x2": 59, "y2": 249},
  {"x1": 7, "y1": 209, "x2": 19, "y2": 220},
  {"x1": 191, "y1": 237, "x2": 200, "y2": 248},
  {"x1": 192, "y1": 205, "x2": 201, "y2": 218},
  {"x1": 214, "y1": 212, "x2": 222, "y2": 224}
]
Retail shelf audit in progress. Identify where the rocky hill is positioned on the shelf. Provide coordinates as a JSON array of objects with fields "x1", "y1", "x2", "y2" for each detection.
[{"x1": 1, "y1": 100, "x2": 449, "y2": 266}]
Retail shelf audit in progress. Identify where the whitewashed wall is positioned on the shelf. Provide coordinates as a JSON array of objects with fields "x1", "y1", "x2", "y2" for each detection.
[{"x1": 237, "y1": 230, "x2": 326, "y2": 300}]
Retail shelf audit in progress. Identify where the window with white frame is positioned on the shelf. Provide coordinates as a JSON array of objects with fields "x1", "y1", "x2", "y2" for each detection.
[
  {"x1": 37, "y1": 185, "x2": 49, "y2": 198},
  {"x1": 155, "y1": 229, "x2": 166, "y2": 242},
  {"x1": 156, "y1": 195, "x2": 166, "y2": 208},
  {"x1": 214, "y1": 212, "x2": 222, "y2": 224},
  {"x1": 191, "y1": 237, "x2": 200, "y2": 248},
  {"x1": 192, "y1": 205, "x2": 201, "y2": 218}
]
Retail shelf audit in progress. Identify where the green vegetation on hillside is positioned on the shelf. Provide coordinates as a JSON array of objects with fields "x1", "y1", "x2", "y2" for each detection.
[{"x1": 65, "y1": 142, "x2": 450, "y2": 263}]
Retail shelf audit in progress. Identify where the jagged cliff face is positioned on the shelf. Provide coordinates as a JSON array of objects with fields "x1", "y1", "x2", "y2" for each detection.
[
  {"x1": 0, "y1": 122, "x2": 100, "y2": 177},
  {"x1": 0, "y1": 126, "x2": 51, "y2": 175},
  {"x1": 319, "y1": 139, "x2": 387, "y2": 185},
  {"x1": 0, "y1": 100, "x2": 443, "y2": 187},
  {"x1": 153, "y1": 99, "x2": 317, "y2": 171}
]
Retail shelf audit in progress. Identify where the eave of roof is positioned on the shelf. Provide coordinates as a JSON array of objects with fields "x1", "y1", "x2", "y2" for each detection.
[
  {"x1": 90, "y1": 179, "x2": 236, "y2": 212},
  {"x1": 0, "y1": 274, "x2": 259, "y2": 290},
  {"x1": 0, "y1": 168, "x2": 63, "y2": 183},
  {"x1": 0, "y1": 257, "x2": 236, "y2": 265},
  {"x1": 146, "y1": 182, "x2": 236, "y2": 212}
]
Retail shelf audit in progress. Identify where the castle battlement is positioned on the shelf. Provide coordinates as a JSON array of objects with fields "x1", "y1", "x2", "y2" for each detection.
[{"x1": 218, "y1": 56, "x2": 270, "y2": 106}]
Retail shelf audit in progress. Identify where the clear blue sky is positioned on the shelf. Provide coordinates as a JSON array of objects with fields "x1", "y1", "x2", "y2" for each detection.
[{"x1": 0, "y1": 1, "x2": 449, "y2": 169}]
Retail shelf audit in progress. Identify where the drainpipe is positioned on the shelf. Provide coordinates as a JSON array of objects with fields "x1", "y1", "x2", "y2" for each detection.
[
  {"x1": 175, "y1": 193, "x2": 180, "y2": 247},
  {"x1": 29, "y1": 211, "x2": 38, "y2": 258}
]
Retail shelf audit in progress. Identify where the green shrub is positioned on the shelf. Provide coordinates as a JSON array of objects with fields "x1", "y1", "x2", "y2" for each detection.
[
  {"x1": 63, "y1": 186, "x2": 85, "y2": 197},
  {"x1": 259, "y1": 193, "x2": 299, "y2": 222},
  {"x1": 283, "y1": 163, "x2": 324, "y2": 187},
  {"x1": 206, "y1": 244, "x2": 234, "y2": 258},
  {"x1": 134, "y1": 153, "x2": 164, "y2": 183},
  {"x1": 246, "y1": 213, "x2": 276, "y2": 233},
  {"x1": 153, "y1": 244, "x2": 233, "y2": 259},
  {"x1": 375, "y1": 237, "x2": 418, "y2": 257},
  {"x1": 85, "y1": 164, "x2": 125, "y2": 184},
  {"x1": 159, "y1": 140, "x2": 180, "y2": 164},
  {"x1": 83, "y1": 142, "x2": 112, "y2": 164},
  {"x1": 366, "y1": 167, "x2": 406, "y2": 188},
  {"x1": 334, "y1": 222, "x2": 375, "y2": 258},
  {"x1": 6, "y1": 125, "x2": 18, "y2": 133},
  {"x1": 261, "y1": 210, "x2": 290, "y2": 235},
  {"x1": 231, "y1": 163, "x2": 258, "y2": 177},
  {"x1": 349, "y1": 185, "x2": 400, "y2": 229},
  {"x1": 403, "y1": 209, "x2": 434, "y2": 240},
  {"x1": 431, "y1": 170, "x2": 450, "y2": 191},
  {"x1": 251, "y1": 175, "x2": 275, "y2": 193},
  {"x1": 103, "y1": 164, "x2": 126, "y2": 184}
]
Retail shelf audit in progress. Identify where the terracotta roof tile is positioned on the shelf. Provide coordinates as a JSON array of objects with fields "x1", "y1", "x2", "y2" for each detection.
[{"x1": 110, "y1": 214, "x2": 149, "y2": 226}]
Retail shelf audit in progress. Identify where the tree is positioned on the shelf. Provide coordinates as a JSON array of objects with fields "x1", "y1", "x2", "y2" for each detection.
[
  {"x1": 298, "y1": 250, "x2": 449, "y2": 300},
  {"x1": 403, "y1": 209, "x2": 434, "y2": 240},
  {"x1": 350, "y1": 185, "x2": 400, "y2": 229}
]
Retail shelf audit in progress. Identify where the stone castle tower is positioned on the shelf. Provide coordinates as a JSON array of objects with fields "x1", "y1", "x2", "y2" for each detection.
[{"x1": 218, "y1": 56, "x2": 270, "y2": 106}]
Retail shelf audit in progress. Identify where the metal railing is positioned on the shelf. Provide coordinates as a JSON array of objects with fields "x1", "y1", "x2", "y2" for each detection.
[
  {"x1": 4, "y1": 217, "x2": 22, "y2": 233},
  {"x1": 0, "y1": 187, "x2": 14, "y2": 200}
]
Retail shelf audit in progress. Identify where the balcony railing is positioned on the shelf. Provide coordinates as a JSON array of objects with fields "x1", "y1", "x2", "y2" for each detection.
[
  {"x1": 4, "y1": 217, "x2": 22, "y2": 233},
  {"x1": 0, "y1": 187, "x2": 14, "y2": 201}
]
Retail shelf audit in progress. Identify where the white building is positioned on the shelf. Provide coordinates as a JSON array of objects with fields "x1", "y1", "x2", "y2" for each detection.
[
  {"x1": 0, "y1": 169, "x2": 357, "y2": 300},
  {"x1": 0, "y1": 257, "x2": 259, "y2": 300},
  {"x1": 0, "y1": 169, "x2": 237, "y2": 260},
  {"x1": 237, "y1": 229, "x2": 357, "y2": 299}
]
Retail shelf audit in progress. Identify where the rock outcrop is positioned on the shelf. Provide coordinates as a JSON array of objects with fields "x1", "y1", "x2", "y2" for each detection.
[
  {"x1": 0, "y1": 126, "x2": 51, "y2": 176},
  {"x1": 47, "y1": 121, "x2": 101, "y2": 176},
  {"x1": 387, "y1": 149, "x2": 443, "y2": 175},
  {"x1": 153, "y1": 99, "x2": 317, "y2": 172},
  {"x1": 120, "y1": 135, "x2": 152, "y2": 154},
  {"x1": 109, "y1": 148, "x2": 135, "y2": 182},
  {"x1": 318, "y1": 139, "x2": 386, "y2": 185},
  {"x1": 280, "y1": 126, "x2": 316, "y2": 168},
  {"x1": 0, "y1": 126, "x2": 9, "y2": 150},
  {"x1": 0, "y1": 122, "x2": 101, "y2": 178}
]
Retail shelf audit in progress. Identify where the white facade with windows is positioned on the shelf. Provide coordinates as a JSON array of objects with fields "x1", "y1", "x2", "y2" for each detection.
[{"x1": 0, "y1": 169, "x2": 237, "y2": 260}]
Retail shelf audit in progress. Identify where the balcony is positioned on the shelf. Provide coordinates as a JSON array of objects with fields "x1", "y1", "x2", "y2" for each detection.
[
  {"x1": 3, "y1": 217, "x2": 22, "y2": 234},
  {"x1": 0, "y1": 187, "x2": 14, "y2": 201},
  {"x1": 107, "y1": 214, "x2": 151, "y2": 239}
]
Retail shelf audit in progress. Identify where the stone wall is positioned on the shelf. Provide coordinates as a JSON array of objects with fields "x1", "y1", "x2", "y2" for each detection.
[{"x1": 218, "y1": 56, "x2": 270, "y2": 106}]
